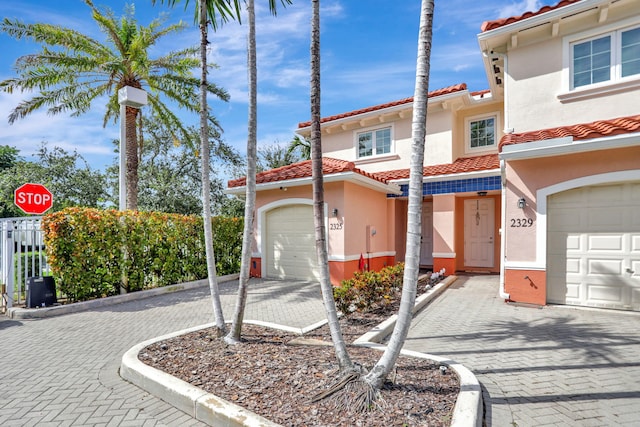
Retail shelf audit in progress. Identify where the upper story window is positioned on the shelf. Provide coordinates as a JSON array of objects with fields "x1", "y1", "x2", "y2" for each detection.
[
  {"x1": 357, "y1": 127, "x2": 391, "y2": 158},
  {"x1": 571, "y1": 25, "x2": 640, "y2": 89},
  {"x1": 469, "y1": 117, "x2": 496, "y2": 150}
]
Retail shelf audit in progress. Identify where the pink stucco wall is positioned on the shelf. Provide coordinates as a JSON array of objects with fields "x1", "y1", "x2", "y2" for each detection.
[{"x1": 505, "y1": 146, "x2": 640, "y2": 262}]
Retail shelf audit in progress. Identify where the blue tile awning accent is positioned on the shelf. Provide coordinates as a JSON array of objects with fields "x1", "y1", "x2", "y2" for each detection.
[{"x1": 388, "y1": 175, "x2": 502, "y2": 198}]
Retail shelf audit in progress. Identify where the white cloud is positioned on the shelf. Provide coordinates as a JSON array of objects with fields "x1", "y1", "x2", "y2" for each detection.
[
  {"x1": 497, "y1": 1, "x2": 543, "y2": 19},
  {"x1": 0, "y1": 91, "x2": 117, "y2": 167}
]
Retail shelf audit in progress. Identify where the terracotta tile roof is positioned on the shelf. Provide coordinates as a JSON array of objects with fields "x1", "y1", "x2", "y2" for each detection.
[
  {"x1": 481, "y1": 0, "x2": 581, "y2": 32},
  {"x1": 227, "y1": 157, "x2": 390, "y2": 188},
  {"x1": 499, "y1": 115, "x2": 640, "y2": 149},
  {"x1": 375, "y1": 154, "x2": 500, "y2": 181},
  {"x1": 297, "y1": 83, "x2": 468, "y2": 128},
  {"x1": 471, "y1": 89, "x2": 491, "y2": 98}
]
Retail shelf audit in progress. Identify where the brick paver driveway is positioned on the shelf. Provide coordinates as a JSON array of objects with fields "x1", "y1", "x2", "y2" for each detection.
[
  {"x1": 404, "y1": 275, "x2": 640, "y2": 426},
  {"x1": 0, "y1": 279, "x2": 325, "y2": 426}
]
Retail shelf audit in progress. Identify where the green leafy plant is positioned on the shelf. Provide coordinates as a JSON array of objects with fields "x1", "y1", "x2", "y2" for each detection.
[
  {"x1": 333, "y1": 263, "x2": 404, "y2": 315},
  {"x1": 42, "y1": 208, "x2": 243, "y2": 302}
]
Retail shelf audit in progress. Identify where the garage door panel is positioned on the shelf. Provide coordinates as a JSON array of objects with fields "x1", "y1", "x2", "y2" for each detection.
[
  {"x1": 547, "y1": 182, "x2": 640, "y2": 311},
  {"x1": 588, "y1": 259, "x2": 623, "y2": 275},
  {"x1": 588, "y1": 284, "x2": 623, "y2": 303},
  {"x1": 588, "y1": 235, "x2": 624, "y2": 251},
  {"x1": 266, "y1": 204, "x2": 320, "y2": 282}
]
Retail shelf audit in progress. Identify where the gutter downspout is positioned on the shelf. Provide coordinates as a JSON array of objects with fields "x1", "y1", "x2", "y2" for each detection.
[
  {"x1": 499, "y1": 159, "x2": 510, "y2": 300},
  {"x1": 486, "y1": 50, "x2": 511, "y2": 300}
]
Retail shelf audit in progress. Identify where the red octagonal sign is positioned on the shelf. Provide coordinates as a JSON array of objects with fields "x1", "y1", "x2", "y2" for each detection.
[{"x1": 14, "y1": 183, "x2": 53, "y2": 215}]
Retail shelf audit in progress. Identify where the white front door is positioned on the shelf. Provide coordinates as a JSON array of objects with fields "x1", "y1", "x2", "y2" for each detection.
[
  {"x1": 420, "y1": 201, "x2": 433, "y2": 266},
  {"x1": 464, "y1": 198, "x2": 494, "y2": 268}
]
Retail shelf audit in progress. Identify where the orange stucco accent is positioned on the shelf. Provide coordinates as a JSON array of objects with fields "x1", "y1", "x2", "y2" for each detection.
[
  {"x1": 433, "y1": 257, "x2": 456, "y2": 276},
  {"x1": 504, "y1": 269, "x2": 546, "y2": 305},
  {"x1": 329, "y1": 255, "x2": 396, "y2": 285},
  {"x1": 250, "y1": 257, "x2": 261, "y2": 278}
]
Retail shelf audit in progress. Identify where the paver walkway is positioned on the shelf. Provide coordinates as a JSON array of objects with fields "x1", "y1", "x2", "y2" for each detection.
[
  {"x1": 404, "y1": 275, "x2": 640, "y2": 426},
  {"x1": 0, "y1": 279, "x2": 326, "y2": 427}
]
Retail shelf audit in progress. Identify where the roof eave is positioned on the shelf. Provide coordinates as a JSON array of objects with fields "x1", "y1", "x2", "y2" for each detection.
[
  {"x1": 499, "y1": 132, "x2": 640, "y2": 161},
  {"x1": 296, "y1": 90, "x2": 472, "y2": 135},
  {"x1": 225, "y1": 171, "x2": 402, "y2": 196},
  {"x1": 477, "y1": 0, "x2": 607, "y2": 43}
]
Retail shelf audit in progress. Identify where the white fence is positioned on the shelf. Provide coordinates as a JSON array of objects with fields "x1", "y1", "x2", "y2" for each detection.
[{"x1": 1, "y1": 217, "x2": 49, "y2": 309}]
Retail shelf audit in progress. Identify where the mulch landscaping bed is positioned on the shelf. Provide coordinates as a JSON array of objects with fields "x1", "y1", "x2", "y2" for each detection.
[{"x1": 139, "y1": 281, "x2": 459, "y2": 426}]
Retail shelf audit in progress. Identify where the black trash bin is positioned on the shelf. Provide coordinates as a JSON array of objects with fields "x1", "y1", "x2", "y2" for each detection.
[{"x1": 26, "y1": 276, "x2": 57, "y2": 308}]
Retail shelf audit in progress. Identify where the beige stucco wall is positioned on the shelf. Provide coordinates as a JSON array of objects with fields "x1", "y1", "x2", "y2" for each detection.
[
  {"x1": 507, "y1": 13, "x2": 640, "y2": 133},
  {"x1": 315, "y1": 109, "x2": 455, "y2": 174},
  {"x1": 452, "y1": 102, "x2": 503, "y2": 160},
  {"x1": 505, "y1": 146, "x2": 640, "y2": 262}
]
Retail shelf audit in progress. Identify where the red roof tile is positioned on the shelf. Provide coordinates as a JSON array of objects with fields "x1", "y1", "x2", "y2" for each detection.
[
  {"x1": 227, "y1": 157, "x2": 390, "y2": 188},
  {"x1": 297, "y1": 83, "x2": 468, "y2": 129},
  {"x1": 376, "y1": 154, "x2": 500, "y2": 181},
  {"x1": 499, "y1": 115, "x2": 640, "y2": 149},
  {"x1": 481, "y1": 0, "x2": 582, "y2": 32}
]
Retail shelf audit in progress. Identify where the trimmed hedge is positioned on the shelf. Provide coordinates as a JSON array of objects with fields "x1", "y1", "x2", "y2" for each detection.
[
  {"x1": 42, "y1": 208, "x2": 242, "y2": 302},
  {"x1": 333, "y1": 263, "x2": 404, "y2": 315}
]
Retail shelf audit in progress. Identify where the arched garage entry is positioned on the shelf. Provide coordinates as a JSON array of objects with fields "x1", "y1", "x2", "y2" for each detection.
[
  {"x1": 260, "y1": 200, "x2": 321, "y2": 282},
  {"x1": 546, "y1": 178, "x2": 640, "y2": 311}
]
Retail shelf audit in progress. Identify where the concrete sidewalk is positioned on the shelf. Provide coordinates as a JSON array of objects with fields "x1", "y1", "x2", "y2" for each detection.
[
  {"x1": 0, "y1": 278, "x2": 327, "y2": 426},
  {"x1": 403, "y1": 275, "x2": 640, "y2": 426}
]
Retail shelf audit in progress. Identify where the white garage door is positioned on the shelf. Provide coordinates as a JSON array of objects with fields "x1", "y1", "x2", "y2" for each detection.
[
  {"x1": 265, "y1": 204, "x2": 320, "y2": 282},
  {"x1": 547, "y1": 182, "x2": 640, "y2": 311}
]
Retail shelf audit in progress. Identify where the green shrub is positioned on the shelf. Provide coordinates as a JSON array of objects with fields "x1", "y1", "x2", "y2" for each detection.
[
  {"x1": 333, "y1": 263, "x2": 404, "y2": 315},
  {"x1": 42, "y1": 208, "x2": 243, "y2": 302}
]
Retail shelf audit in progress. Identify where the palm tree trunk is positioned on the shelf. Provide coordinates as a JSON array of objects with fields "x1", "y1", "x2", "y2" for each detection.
[
  {"x1": 365, "y1": 0, "x2": 434, "y2": 390},
  {"x1": 310, "y1": 0, "x2": 353, "y2": 373},
  {"x1": 125, "y1": 106, "x2": 139, "y2": 210},
  {"x1": 199, "y1": 0, "x2": 226, "y2": 334},
  {"x1": 227, "y1": 0, "x2": 257, "y2": 343}
]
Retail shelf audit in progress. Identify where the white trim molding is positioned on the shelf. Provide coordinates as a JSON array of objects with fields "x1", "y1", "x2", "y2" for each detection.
[
  {"x1": 433, "y1": 252, "x2": 456, "y2": 259},
  {"x1": 328, "y1": 251, "x2": 396, "y2": 262}
]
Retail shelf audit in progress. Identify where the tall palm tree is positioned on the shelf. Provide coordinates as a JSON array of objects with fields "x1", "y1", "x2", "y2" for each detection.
[
  {"x1": 227, "y1": 0, "x2": 291, "y2": 344},
  {"x1": 364, "y1": 0, "x2": 435, "y2": 391},
  {"x1": 153, "y1": 0, "x2": 243, "y2": 334},
  {"x1": 0, "y1": 0, "x2": 228, "y2": 210},
  {"x1": 309, "y1": 0, "x2": 354, "y2": 373}
]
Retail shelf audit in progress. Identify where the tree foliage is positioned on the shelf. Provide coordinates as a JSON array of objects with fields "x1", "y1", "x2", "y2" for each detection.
[
  {"x1": 0, "y1": 144, "x2": 107, "y2": 218},
  {"x1": 0, "y1": 0, "x2": 229, "y2": 209}
]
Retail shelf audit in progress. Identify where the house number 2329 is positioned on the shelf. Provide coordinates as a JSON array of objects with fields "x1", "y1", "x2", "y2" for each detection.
[{"x1": 510, "y1": 218, "x2": 533, "y2": 227}]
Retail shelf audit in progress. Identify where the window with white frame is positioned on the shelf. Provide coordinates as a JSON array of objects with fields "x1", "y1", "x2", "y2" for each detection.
[
  {"x1": 571, "y1": 25, "x2": 640, "y2": 89},
  {"x1": 357, "y1": 127, "x2": 391, "y2": 158},
  {"x1": 468, "y1": 117, "x2": 496, "y2": 150}
]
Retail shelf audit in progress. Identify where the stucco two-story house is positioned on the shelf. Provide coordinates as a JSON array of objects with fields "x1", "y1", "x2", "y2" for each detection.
[{"x1": 227, "y1": 0, "x2": 640, "y2": 312}]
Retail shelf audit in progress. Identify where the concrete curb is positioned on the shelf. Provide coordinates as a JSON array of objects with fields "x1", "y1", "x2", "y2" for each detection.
[
  {"x1": 7, "y1": 274, "x2": 239, "y2": 319},
  {"x1": 121, "y1": 275, "x2": 482, "y2": 427},
  {"x1": 121, "y1": 322, "x2": 280, "y2": 427},
  {"x1": 353, "y1": 275, "x2": 483, "y2": 427}
]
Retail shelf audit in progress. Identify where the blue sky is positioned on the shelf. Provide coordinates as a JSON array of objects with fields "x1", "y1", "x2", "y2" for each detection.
[{"x1": 0, "y1": 0, "x2": 557, "y2": 172}]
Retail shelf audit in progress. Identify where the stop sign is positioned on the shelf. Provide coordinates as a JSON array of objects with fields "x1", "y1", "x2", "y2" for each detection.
[{"x1": 14, "y1": 183, "x2": 53, "y2": 215}]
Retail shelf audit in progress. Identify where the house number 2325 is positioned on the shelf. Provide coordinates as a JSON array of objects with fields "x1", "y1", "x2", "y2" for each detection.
[
  {"x1": 510, "y1": 218, "x2": 533, "y2": 227},
  {"x1": 330, "y1": 222, "x2": 343, "y2": 230}
]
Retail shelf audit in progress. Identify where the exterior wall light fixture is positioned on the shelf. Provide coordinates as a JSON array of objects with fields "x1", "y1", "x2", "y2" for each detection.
[
  {"x1": 517, "y1": 197, "x2": 526, "y2": 209},
  {"x1": 332, "y1": 208, "x2": 338, "y2": 217}
]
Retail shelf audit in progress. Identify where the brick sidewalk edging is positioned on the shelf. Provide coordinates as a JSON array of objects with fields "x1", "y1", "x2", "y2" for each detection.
[{"x1": 120, "y1": 275, "x2": 483, "y2": 427}]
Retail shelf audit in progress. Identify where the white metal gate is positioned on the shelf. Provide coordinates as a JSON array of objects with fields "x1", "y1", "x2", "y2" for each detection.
[{"x1": 1, "y1": 217, "x2": 49, "y2": 310}]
